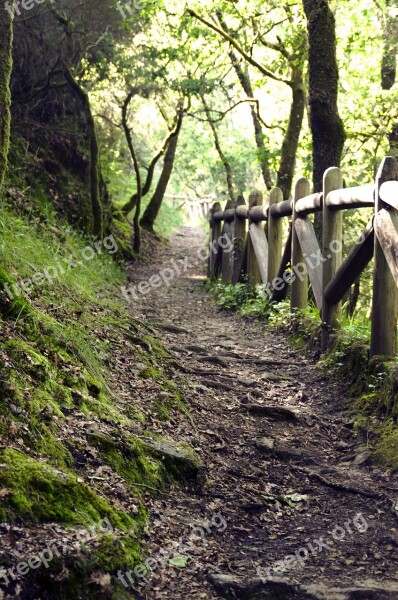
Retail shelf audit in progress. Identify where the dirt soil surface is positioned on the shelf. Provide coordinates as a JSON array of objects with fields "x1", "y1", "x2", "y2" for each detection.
[{"x1": 124, "y1": 226, "x2": 398, "y2": 600}]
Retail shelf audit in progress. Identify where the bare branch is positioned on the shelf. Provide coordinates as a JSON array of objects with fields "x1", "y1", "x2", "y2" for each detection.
[{"x1": 186, "y1": 8, "x2": 292, "y2": 86}]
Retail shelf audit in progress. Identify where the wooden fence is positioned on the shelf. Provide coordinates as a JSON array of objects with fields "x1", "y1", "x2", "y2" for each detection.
[
  {"x1": 167, "y1": 195, "x2": 214, "y2": 221},
  {"x1": 208, "y1": 156, "x2": 398, "y2": 358}
]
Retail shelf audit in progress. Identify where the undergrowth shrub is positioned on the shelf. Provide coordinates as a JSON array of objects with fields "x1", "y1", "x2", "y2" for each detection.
[{"x1": 209, "y1": 281, "x2": 274, "y2": 318}]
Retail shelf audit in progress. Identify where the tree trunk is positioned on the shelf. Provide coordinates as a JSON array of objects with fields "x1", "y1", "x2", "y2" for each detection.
[
  {"x1": 302, "y1": 0, "x2": 346, "y2": 197},
  {"x1": 216, "y1": 12, "x2": 273, "y2": 191},
  {"x1": 345, "y1": 278, "x2": 360, "y2": 317},
  {"x1": 0, "y1": 2, "x2": 14, "y2": 186},
  {"x1": 64, "y1": 69, "x2": 103, "y2": 238},
  {"x1": 140, "y1": 107, "x2": 184, "y2": 231},
  {"x1": 229, "y1": 54, "x2": 274, "y2": 191},
  {"x1": 277, "y1": 75, "x2": 306, "y2": 199},
  {"x1": 390, "y1": 123, "x2": 398, "y2": 158},
  {"x1": 380, "y1": 1, "x2": 398, "y2": 158},
  {"x1": 122, "y1": 91, "x2": 142, "y2": 253},
  {"x1": 381, "y1": 0, "x2": 397, "y2": 90},
  {"x1": 201, "y1": 95, "x2": 235, "y2": 203},
  {"x1": 191, "y1": 8, "x2": 304, "y2": 200},
  {"x1": 121, "y1": 121, "x2": 181, "y2": 216}
]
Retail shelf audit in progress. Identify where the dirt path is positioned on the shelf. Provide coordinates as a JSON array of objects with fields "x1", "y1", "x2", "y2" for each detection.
[{"x1": 125, "y1": 226, "x2": 398, "y2": 600}]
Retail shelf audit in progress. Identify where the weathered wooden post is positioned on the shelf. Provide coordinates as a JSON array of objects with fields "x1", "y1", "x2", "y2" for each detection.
[
  {"x1": 291, "y1": 178, "x2": 310, "y2": 311},
  {"x1": 208, "y1": 201, "x2": 221, "y2": 278},
  {"x1": 267, "y1": 187, "x2": 283, "y2": 284},
  {"x1": 322, "y1": 167, "x2": 344, "y2": 349},
  {"x1": 233, "y1": 195, "x2": 247, "y2": 284},
  {"x1": 370, "y1": 156, "x2": 398, "y2": 357},
  {"x1": 247, "y1": 191, "x2": 263, "y2": 286},
  {"x1": 221, "y1": 199, "x2": 235, "y2": 284}
]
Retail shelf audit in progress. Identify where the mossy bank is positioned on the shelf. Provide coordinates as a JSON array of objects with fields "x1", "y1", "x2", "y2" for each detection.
[{"x1": 0, "y1": 185, "x2": 198, "y2": 599}]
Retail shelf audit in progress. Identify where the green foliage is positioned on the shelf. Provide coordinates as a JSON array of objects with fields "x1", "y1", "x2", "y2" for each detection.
[
  {"x1": 211, "y1": 282, "x2": 257, "y2": 311},
  {"x1": 210, "y1": 281, "x2": 275, "y2": 318}
]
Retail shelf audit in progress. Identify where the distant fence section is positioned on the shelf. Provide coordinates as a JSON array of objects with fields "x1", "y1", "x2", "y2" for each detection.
[
  {"x1": 208, "y1": 156, "x2": 398, "y2": 358},
  {"x1": 167, "y1": 195, "x2": 214, "y2": 222}
]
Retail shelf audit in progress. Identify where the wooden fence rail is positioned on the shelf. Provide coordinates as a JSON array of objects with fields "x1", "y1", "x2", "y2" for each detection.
[{"x1": 208, "y1": 156, "x2": 398, "y2": 358}]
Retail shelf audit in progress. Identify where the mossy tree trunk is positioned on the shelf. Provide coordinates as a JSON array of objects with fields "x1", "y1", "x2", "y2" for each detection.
[
  {"x1": 303, "y1": 0, "x2": 346, "y2": 235},
  {"x1": 64, "y1": 68, "x2": 103, "y2": 238},
  {"x1": 0, "y1": 3, "x2": 14, "y2": 187},
  {"x1": 277, "y1": 73, "x2": 306, "y2": 200},
  {"x1": 140, "y1": 104, "x2": 184, "y2": 231},
  {"x1": 381, "y1": 0, "x2": 397, "y2": 91}
]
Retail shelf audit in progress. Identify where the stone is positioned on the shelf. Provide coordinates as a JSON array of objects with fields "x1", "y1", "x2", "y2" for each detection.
[
  {"x1": 144, "y1": 439, "x2": 205, "y2": 482},
  {"x1": 238, "y1": 378, "x2": 256, "y2": 388},
  {"x1": 246, "y1": 405, "x2": 300, "y2": 422},
  {"x1": 86, "y1": 428, "x2": 117, "y2": 450},
  {"x1": 209, "y1": 574, "x2": 398, "y2": 600},
  {"x1": 255, "y1": 438, "x2": 315, "y2": 465},
  {"x1": 255, "y1": 437, "x2": 275, "y2": 451},
  {"x1": 353, "y1": 449, "x2": 372, "y2": 466}
]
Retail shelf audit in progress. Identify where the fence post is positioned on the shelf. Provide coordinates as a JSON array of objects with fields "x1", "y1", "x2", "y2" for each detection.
[
  {"x1": 208, "y1": 201, "x2": 221, "y2": 278},
  {"x1": 370, "y1": 156, "x2": 398, "y2": 357},
  {"x1": 291, "y1": 178, "x2": 310, "y2": 311},
  {"x1": 322, "y1": 167, "x2": 344, "y2": 349},
  {"x1": 233, "y1": 195, "x2": 246, "y2": 284},
  {"x1": 267, "y1": 187, "x2": 283, "y2": 284},
  {"x1": 221, "y1": 200, "x2": 234, "y2": 284},
  {"x1": 247, "y1": 191, "x2": 263, "y2": 286}
]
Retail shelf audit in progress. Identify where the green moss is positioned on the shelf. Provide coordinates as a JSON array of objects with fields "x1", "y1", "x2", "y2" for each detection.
[
  {"x1": 0, "y1": 10, "x2": 13, "y2": 186},
  {"x1": 25, "y1": 424, "x2": 74, "y2": 468},
  {"x1": 0, "y1": 449, "x2": 139, "y2": 528},
  {"x1": 19, "y1": 530, "x2": 143, "y2": 599},
  {"x1": 88, "y1": 429, "x2": 164, "y2": 490},
  {"x1": 143, "y1": 334, "x2": 171, "y2": 359},
  {"x1": 4, "y1": 338, "x2": 52, "y2": 380},
  {"x1": 139, "y1": 364, "x2": 161, "y2": 380},
  {"x1": 125, "y1": 405, "x2": 146, "y2": 423},
  {"x1": 374, "y1": 421, "x2": 398, "y2": 468},
  {"x1": 144, "y1": 438, "x2": 202, "y2": 484},
  {"x1": 0, "y1": 180, "x2": 197, "y2": 595},
  {"x1": 138, "y1": 345, "x2": 188, "y2": 421}
]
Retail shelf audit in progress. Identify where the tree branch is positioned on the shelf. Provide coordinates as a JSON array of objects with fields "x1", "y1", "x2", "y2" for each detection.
[{"x1": 186, "y1": 8, "x2": 291, "y2": 86}]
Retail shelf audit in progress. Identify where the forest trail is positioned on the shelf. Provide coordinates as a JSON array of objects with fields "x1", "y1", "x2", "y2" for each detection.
[{"x1": 126, "y1": 227, "x2": 398, "y2": 600}]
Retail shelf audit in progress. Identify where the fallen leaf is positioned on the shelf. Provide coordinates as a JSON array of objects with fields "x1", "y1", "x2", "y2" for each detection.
[{"x1": 169, "y1": 554, "x2": 190, "y2": 568}]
